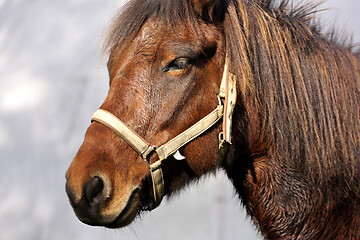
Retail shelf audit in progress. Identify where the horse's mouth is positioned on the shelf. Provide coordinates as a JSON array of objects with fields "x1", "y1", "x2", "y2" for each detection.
[{"x1": 105, "y1": 188, "x2": 141, "y2": 228}]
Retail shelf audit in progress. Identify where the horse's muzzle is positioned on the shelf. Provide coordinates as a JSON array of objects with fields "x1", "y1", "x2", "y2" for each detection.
[
  {"x1": 66, "y1": 175, "x2": 113, "y2": 226},
  {"x1": 65, "y1": 173, "x2": 142, "y2": 227}
]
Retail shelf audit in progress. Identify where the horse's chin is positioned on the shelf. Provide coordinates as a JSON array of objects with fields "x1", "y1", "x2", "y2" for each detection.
[
  {"x1": 73, "y1": 187, "x2": 143, "y2": 228},
  {"x1": 105, "y1": 188, "x2": 142, "y2": 228}
]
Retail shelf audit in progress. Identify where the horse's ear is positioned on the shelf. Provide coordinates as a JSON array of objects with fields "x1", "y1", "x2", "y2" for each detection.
[
  {"x1": 193, "y1": 0, "x2": 216, "y2": 19},
  {"x1": 193, "y1": 0, "x2": 225, "y2": 22}
]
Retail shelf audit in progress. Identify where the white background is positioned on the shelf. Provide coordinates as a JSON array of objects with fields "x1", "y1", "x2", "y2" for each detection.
[{"x1": 0, "y1": 0, "x2": 359, "y2": 239}]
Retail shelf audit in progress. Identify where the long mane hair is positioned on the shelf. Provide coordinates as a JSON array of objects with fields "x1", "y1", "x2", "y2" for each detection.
[
  {"x1": 223, "y1": 0, "x2": 360, "y2": 188},
  {"x1": 106, "y1": 0, "x2": 360, "y2": 187}
]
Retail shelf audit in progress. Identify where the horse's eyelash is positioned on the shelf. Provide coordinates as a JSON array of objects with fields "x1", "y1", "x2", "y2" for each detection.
[{"x1": 162, "y1": 58, "x2": 190, "y2": 72}]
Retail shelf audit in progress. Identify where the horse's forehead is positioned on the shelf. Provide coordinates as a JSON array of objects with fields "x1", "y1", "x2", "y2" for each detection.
[
  {"x1": 109, "y1": 19, "x2": 200, "y2": 71},
  {"x1": 107, "y1": 21, "x2": 162, "y2": 77},
  {"x1": 139, "y1": 20, "x2": 164, "y2": 41},
  {"x1": 132, "y1": 19, "x2": 196, "y2": 53}
]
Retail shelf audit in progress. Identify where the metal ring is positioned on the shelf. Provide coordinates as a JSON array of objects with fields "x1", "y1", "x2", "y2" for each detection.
[{"x1": 219, "y1": 132, "x2": 224, "y2": 142}]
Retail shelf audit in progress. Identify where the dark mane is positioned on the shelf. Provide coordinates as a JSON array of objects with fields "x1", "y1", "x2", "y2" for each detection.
[
  {"x1": 224, "y1": 0, "x2": 360, "y2": 185},
  {"x1": 105, "y1": 0, "x2": 360, "y2": 185},
  {"x1": 104, "y1": 0, "x2": 200, "y2": 51},
  {"x1": 105, "y1": 0, "x2": 359, "y2": 54}
]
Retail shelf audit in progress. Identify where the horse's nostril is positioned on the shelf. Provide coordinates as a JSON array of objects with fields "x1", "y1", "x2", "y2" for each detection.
[{"x1": 84, "y1": 176, "x2": 105, "y2": 206}]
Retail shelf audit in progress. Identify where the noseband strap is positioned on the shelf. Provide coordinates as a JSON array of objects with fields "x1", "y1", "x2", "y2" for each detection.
[
  {"x1": 91, "y1": 60, "x2": 236, "y2": 210},
  {"x1": 91, "y1": 110, "x2": 153, "y2": 158}
]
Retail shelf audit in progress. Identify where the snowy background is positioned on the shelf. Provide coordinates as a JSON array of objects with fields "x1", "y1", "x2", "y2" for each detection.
[{"x1": 0, "y1": 0, "x2": 359, "y2": 240}]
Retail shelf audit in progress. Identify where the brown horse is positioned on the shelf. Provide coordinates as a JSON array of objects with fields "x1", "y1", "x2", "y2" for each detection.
[{"x1": 66, "y1": 0, "x2": 360, "y2": 239}]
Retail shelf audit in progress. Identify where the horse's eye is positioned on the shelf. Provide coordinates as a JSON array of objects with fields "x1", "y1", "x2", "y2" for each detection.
[{"x1": 163, "y1": 58, "x2": 190, "y2": 72}]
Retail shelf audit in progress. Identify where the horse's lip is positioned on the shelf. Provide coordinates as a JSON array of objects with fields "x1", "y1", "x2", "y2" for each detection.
[{"x1": 105, "y1": 188, "x2": 141, "y2": 228}]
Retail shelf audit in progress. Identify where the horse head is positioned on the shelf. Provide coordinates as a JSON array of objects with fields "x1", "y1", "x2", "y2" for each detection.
[{"x1": 65, "y1": 0, "x2": 232, "y2": 228}]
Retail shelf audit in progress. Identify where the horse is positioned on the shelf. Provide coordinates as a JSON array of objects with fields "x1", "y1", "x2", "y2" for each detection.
[{"x1": 65, "y1": 0, "x2": 360, "y2": 239}]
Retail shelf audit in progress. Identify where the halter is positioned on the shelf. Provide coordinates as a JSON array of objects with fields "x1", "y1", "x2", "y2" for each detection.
[{"x1": 91, "y1": 59, "x2": 237, "y2": 210}]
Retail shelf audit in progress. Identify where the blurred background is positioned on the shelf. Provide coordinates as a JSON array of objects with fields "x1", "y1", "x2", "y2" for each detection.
[{"x1": 0, "y1": 0, "x2": 359, "y2": 239}]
